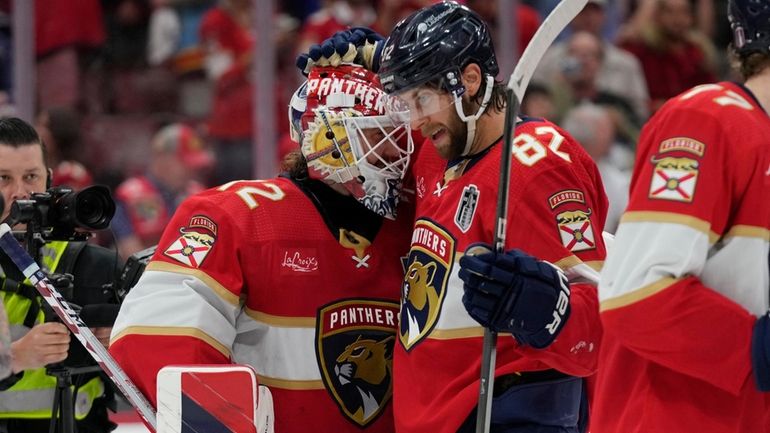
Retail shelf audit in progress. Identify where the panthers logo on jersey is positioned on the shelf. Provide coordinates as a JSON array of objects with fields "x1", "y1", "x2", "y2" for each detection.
[
  {"x1": 316, "y1": 299, "x2": 398, "y2": 427},
  {"x1": 399, "y1": 219, "x2": 455, "y2": 351}
]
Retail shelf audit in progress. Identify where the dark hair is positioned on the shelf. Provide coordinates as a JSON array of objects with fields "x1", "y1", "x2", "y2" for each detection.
[
  {"x1": 470, "y1": 78, "x2": 507, "y2": 113},
  {"x1": 729, "y1": 48, "x2": 770, "y2": 80},
  {"x1": 281, "y1": 150, "x2": 309, "y2": 180},
  {"x1": 0, "y1": 117, "x2": 48, "y2": 167}
]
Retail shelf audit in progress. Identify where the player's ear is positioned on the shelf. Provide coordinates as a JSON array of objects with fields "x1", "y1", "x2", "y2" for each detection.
[{"x1": 461, "y1": 63, "x2": 483, "y2": 99}]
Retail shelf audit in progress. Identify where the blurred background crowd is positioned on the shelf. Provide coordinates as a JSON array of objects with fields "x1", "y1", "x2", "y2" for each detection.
[{"x1": 0, "y1": 0, "x2": 735, "y2": 258}]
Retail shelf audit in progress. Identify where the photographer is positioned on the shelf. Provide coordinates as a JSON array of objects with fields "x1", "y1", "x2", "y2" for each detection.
[{"x1": 0, "y1": 117, "x2": 117, "y2": 433}]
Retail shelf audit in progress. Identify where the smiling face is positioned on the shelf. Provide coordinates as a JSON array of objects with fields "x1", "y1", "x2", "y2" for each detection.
[{"x1": 0, "y1": 143, "x2": 48, "y2": 222}]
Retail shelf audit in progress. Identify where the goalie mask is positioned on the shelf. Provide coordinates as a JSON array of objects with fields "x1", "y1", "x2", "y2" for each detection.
[{"x1": 294, "y1": 64, "x2": 413, "y2": 219}]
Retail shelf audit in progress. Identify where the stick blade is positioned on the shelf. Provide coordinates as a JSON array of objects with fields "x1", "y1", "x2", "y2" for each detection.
[{"x1": 508, "y1": 0, "x2": 589, "y2": 100}]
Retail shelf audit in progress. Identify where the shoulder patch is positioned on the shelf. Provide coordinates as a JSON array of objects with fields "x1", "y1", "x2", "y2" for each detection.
[
  {"x1": 163, "y1": 215, "x2": 218, "y2": 268},
  {"x1": 548, "y1": 189, "x2": 585, "y2": 209},
  {"x1": 649, "y1": 137, "x2": 704, "y2": 202},
  {"x1": 549, "y1": 190, "x2": 595, "y2": 252},
  {"x1": 658, "y1": 137, "x2": 705, "y2": 157}
]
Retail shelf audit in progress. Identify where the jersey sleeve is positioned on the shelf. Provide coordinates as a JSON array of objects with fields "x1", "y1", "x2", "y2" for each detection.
[
  {"x1": 110, "y1": 191, "x2": 248, "y2": 406},
  {"x1": 598, "y1": 92, "x2": 759, "y2": 395},
  {"x1": 504, "y1": 158, "x2": 607, "y2": 377}
]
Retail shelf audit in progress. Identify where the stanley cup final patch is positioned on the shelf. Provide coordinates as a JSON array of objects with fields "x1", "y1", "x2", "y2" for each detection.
[
  {"x1": 648, "y1": 137, "x2": 705, "y2": 202},
  {"x1": 549, "y1": 190, "x2": 596, "y2": 252},
  {"x1": 454, "y1": 184, "x2": 480, "y2": 233},
  {"x1": 163, "y1": 215, "x2": 218, "y2": 268}
]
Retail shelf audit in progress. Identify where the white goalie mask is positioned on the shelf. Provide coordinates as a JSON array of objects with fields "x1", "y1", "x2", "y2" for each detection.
[{"x1": 294, "y1": 64, "x2": 413, "y2": 219}]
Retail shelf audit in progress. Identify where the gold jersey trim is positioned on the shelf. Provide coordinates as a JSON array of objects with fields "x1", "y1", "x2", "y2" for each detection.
[
  {"x1": 110, "y1": 325, "x2": 231, "y2": 358},
  {"x1": 257, "y1": 375, "x2": 324, "y2": 390},
  {"x1": 599, "y1": 277, "x2": 679, "y2": 312},
  {"x1": 724, "y1": 225, "x2": 770, "y2": 241},
  {"x1": 244, "y1": 308, "x2": 316, "y2": 328},
  {"x1": 146, "y1": 261, "x2": 240, "y2": 306}
]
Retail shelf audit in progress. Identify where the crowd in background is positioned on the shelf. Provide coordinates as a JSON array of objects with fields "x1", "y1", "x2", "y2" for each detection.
[{"x1": 0, "y1": 0, "x2": 733, "y2": 258}]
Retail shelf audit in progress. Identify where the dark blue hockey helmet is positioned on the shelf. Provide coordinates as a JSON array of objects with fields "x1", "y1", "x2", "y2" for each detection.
[
  {"x1": 728, "y1": 0, "x2": 770, "y2": 57},
  {"x1": 378, "y1": 1, "x2": 499, "y2": 97}
]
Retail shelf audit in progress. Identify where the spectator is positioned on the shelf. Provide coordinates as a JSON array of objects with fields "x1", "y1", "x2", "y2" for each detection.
[
  {"x1": 147, "y1": 0, "x2": 182, "y2": 67},
  {"x1": 619, "y1": 0, "x2": 718, "y2": 112},
  {"x1": 112, "y1": 123, "x2": 213, "y2": 260},
  {"x1": 199, "y1": 0, "x2": 254, "y2": 184},
  {"x1": 466, "y1": 0, "x2": 542, "y2": 55},
  {"x1": 550, "y1": 31, "x2": 641, "y2": 146},
  {"x1": 35, "y1": 0, "x2": 105, "y2": 112},
  {"x1": 521, "y1": 83, "x2": 556, "y2": 119},
  {"x1": 35, "y1": 107, "x2": 94, "y2": 191},
  {"x1": 297, "y1": 0, "x2": 377, "y2": 52},
  {"x1": 535, "y1": 0, "x2": 650, "y2": 122},
  {"x1": 562, "y1": 103, "x2": 631, "y2": 233}
]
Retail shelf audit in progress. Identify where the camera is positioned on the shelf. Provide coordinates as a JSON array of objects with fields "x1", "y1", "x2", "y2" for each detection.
[{"x1": 5, "y1": 185, "x2": 116, "y2": 241}]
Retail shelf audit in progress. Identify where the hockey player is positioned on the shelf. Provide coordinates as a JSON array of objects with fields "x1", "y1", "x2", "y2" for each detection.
[
  {"x1": 297, "y1": 3, "x2": 608, "y2": 432},
  {"x1": 592, "y1": 1, "x2": 770, "y2": 432},
  {"x1": 109, "y1": 63, "x2": 415, "y2": 433}
]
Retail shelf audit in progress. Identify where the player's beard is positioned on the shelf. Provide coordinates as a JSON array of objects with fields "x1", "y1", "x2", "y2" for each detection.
[{"x1": 434, "y1": 109, "x2": 468, "y2": 161}]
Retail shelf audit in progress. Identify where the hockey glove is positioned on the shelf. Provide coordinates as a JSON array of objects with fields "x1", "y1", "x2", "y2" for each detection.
[
  {"x1": 459, "y1": 243, "x2": 571, "y2": 349},
  {"x1": 296, "y1": 27, "x2": 384, "y2": 75},
  {"x1": 752, "y1": 312, "x2": 770, "y2": 391}
]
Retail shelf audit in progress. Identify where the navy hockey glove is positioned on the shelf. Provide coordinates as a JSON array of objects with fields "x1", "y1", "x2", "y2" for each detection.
[
  {"x1": 752, "y1": 312, "x2": 770, "y2": 391},
  {"x1": 296, "y1": 27, "x2": 384, "y2": 75},
  {"x1": 459, "y1": 244, "x2": 571, "y2": 349}
]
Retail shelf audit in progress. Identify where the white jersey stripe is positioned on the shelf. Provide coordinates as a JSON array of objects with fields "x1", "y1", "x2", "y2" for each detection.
[{"x1": 600, "y1": 220, "x2": 769, "y2": 315}]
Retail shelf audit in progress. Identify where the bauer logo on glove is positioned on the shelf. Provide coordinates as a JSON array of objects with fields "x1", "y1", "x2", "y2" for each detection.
[{"x1": 458, "y1": 243, "x2": 571, "y2": 348}]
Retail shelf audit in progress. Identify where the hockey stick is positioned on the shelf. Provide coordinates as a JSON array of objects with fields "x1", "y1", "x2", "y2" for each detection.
[
  {"x1": 0, "y1": 223, "x2": 157, "y2": 430},
  {"x1": 476, "y1": 1, "x2": 590, "y2": 432}
]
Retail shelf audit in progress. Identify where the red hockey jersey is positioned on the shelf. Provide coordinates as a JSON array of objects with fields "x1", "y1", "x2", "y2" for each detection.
[
  {"x1": 394, "y1": 118, "x2": 608, "y2": 433},
  {"x1": 110, "y1": 176, "x2": 414, "y2": 433},
  {"x1": 595, "y1": 82, "x2": 770, "y2": 433}
]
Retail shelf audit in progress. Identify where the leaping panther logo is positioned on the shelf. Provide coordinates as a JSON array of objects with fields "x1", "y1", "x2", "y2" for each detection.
[
  {"x1": 399, "y1": 219, "x2": 454, "y2": 351},
  {"x1": 316, "y1": 299, "x2": 399, "y2": 427},
  {"x1": 334, "y1": 335, "x2": 395, "y2": 424},
  {"x1": 401, "y1": 261, "x2": 440, "y2": 347}
]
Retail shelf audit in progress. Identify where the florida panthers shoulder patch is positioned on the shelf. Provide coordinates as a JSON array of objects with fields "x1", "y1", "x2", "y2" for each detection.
[
  {"x1": 163, "y1": 215, "x2": 218, "y2": 268},
  {"x1": 549, "y1": 190, "x2": 596, "y2": 252},
  {"x1": 648, "y1": 137, "x2": 705, "y2": 202}
]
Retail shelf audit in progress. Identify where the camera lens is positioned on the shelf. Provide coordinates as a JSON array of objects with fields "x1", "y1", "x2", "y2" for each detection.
[{"x1": 73, "y1": 186, "x2": 116, "y2": 230}]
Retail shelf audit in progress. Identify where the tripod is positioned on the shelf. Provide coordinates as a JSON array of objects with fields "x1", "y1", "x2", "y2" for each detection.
[{"x1": 46, "y1": 365, "x2": 102, "y2": 433}]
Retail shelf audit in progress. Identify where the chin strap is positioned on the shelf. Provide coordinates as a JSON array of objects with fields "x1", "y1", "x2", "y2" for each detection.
[{"x1": 454, "y1": 74, "x2": 495, "y2": 156}]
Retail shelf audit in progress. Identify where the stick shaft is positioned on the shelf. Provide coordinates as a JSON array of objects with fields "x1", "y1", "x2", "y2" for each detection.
[
  {"x1": 0, "y1": 224, "x2": 157, "y2": 429},
  {"x1": 476, "y1": 2, "x2": 589, "y2": 432}
]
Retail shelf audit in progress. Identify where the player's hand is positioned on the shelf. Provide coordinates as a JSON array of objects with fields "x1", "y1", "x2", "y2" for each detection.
[
  {"x1": 10, "y1": 322, "x2": 70, "y2": 372},
  {"x1": 459, "y1": 244, "x2": 571, "y2": 348},
  {"x1": 752, "y1": 313, "x2": 770, "y2": 391},
  {"x1": 296, "y1": 27, "x2": 385, "y2": 75}
]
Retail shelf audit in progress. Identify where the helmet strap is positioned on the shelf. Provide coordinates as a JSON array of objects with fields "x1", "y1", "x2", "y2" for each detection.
[{"x1": 454, "y1": 75, "x2": 494, "y2": 156}]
